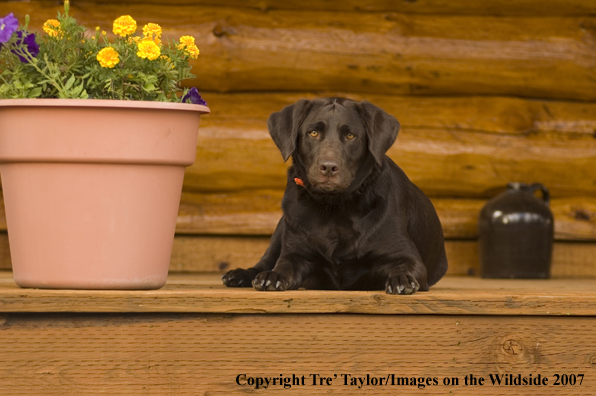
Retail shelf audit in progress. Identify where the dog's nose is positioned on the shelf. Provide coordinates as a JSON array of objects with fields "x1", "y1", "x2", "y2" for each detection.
[{"x1": 319, "y1": 160, "x2": 340, "y2": 176}]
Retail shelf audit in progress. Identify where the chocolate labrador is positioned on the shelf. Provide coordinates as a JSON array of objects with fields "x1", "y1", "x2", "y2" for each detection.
[{"x1": 222, "y1": 98, "x2": 447, "y2": 294}]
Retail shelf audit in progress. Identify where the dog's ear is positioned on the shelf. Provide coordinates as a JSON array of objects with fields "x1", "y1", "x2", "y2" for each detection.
[
  {"x1": 356, "y1": 101, "x2": 400, "y2": 166},
  {"x1": 267, "y1": 99, "x2": 313, "y2": 162}
]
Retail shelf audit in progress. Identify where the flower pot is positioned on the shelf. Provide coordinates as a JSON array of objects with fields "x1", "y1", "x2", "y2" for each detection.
[{"x1": 0, "y1": 99, "x2": 210, "y2": 289}]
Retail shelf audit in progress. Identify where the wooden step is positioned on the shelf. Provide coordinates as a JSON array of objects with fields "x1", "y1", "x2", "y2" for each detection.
[
  {"x1": 2, "y1": 271, "x2": 596, "y2": 394},
  {"x1": 1, "y1": 271, "x2": 595, "y2": 316}
]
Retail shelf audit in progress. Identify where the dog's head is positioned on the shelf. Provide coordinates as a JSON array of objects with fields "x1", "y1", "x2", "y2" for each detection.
[{"x1": 268, "y1": 97, "x2": 400, "y2": 193}]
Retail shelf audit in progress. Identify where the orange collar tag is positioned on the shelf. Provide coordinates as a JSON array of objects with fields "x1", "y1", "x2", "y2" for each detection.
[{"x1": 294, "y1": 178, "x2": 305, "y2": 187}]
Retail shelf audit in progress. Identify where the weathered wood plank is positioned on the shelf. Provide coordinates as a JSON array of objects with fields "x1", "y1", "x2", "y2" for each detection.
[
  {"x1": 7, "y1": 3, "x2": 596, "y2": 100},
  {"x1": 2, "y1": 272, "x2": 596, "y2": 315},
  {"x1": 0, "y1": 313, "x2": 595, "y2": 395},
  {"x1": 69, "y1": 0, "x2": 596, "y2": 16}
]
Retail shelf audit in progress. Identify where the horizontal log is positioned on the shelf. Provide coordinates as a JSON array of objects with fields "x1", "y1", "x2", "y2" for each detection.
[
  {"x1": 199, "y1": 93, "x2": 596, "y2": 137},
  {"x1": 8, "y1": 3, "x2": 596, "y2": 100},
  {"x1": 188, "y1": 93, "x2": 596, "y2": 197},
  {"x1": 3, "y1": 233, "x2": 596, "y2": 278},
  {"x1": 70, "y1": 0, "x2": 596, "y2": 16},
  {"x1": 191, "y1": 124, "x2": 596, "y2": 197}
]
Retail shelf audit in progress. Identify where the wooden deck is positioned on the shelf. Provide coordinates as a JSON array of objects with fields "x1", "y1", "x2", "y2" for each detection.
[
  {"x1": 1, "y1": 272, "x2": 596, "y2": 316},
  {"x1": 1, "y1": 271, "x2": 596, "y2": 395}
]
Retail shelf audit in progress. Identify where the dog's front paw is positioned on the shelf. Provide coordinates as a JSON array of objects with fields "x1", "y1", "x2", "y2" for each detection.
[
  {"x1": 222, "y1": 268, "x2": 256, "y2": 288},
  {"x1": 252, "y1": 271, "x2": 288, "y2": 291},
  {"x1": 385, "y1": 272, "x2": 420, "y2": 295}
]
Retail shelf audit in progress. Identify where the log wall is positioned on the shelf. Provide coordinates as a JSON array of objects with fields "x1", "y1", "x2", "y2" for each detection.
[
  {"x1": 6, "y1": 2, "x2": 596, "y2": 100},
  {"x1": 1, "y1": 1, "x2": 595, "y2": 276}
]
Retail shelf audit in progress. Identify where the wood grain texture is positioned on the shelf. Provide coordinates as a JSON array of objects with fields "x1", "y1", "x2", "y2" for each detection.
[
  {"x1": 67, "y1": 0, "x2": 596, "y2": 16},
  {"x1": 7, "y1": 3, "x2": 596, "y2": 99},
  {"x1": 169, "y1": 234, "x2": 271, "y2": 273},
  {"x1": 191, "y1": 93, "x2": 596, "y2": 198},
  {"x1": 0, "y1": 231, "x2": 9, "y2": 270},
  {"x1": 2, "y1": 272, "x2": 596, "y2": 315},
  {"x1": 1, "y1": 313, "x2": 595, "y2": 395},
  {"x1": 198, "y1": 93, "x2": 596, "y2": 137}
]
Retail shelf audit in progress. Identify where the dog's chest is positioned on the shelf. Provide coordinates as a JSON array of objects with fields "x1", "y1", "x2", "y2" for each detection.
[{"x1": 309, "y1": 216, "x2": 362, "y2": 260}]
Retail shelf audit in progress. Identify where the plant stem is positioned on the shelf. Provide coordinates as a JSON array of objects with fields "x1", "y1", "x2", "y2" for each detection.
[{"x1": 14, "y1": 47, "x2": 67, "y2": 95}]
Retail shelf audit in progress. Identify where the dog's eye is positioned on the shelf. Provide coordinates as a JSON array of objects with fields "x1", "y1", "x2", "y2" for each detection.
[
  {"x1": 346, "y1": 133, "x2": 356, "y2": 140},
  {"x1": 309, "y1": 131, "x2": 319, "y2": 138}
]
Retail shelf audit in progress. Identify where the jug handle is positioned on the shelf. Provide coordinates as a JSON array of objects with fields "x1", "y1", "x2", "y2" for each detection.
[{"x1": 529, "y1": 183, "x2": 550, "y2": 206}]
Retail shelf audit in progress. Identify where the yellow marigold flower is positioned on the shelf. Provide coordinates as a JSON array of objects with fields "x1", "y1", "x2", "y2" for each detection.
[
  {"x1": 137, "y1": 39, "x2": 161, "y2": 61},
  {"x1": 185, "y1": 43, "x2": 200, "y2": 59},
  {"x1": 127, "y1": 36, "x2": 141, "y2": 44},
  {"x1": 43, "y1": 19, "x2": 61, "y2": 37},
  {"x1": 177, "y1": 36, "x2": 199, "y2": 59},
  {"x1": 143, "y1": 23, "x2": 162, "y2": 39},
  {"x1": 102, "y1": 30, "x2": 107, "y2": 36},
  {"x1": 177, "y1": 35, "x2": 195, "y2": 49},
  {"x1": 113, "y1": 15, "x2": 137, "y2": 37},
  {"x1": 95, "y1": 26, "x2": 100, "y2": 31},
  {"x1": 96, "y1": 47, "x2": 120, "y2": 68}
]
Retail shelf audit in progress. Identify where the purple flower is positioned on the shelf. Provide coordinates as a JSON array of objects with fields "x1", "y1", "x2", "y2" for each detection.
[
  {"x1": 0, "y1": 13, "x2": 19, "y2": 43},
  {"x1": 12, "y1": 31, "x2": 39, "y2": 63},
  {"x1": 182, "y1": 87, "x2": 207, "y2": 105}
]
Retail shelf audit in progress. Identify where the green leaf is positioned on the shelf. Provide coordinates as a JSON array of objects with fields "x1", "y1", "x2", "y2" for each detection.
[
  {"x1": 64, "y1": 74, "x2": 76, "y2": 90},
  {"x1": 28, "y1": 87, "x2": 43, "y2": 98},
  {"x1": 72, "y1": 81, "x2": 84, "y2": 96}
]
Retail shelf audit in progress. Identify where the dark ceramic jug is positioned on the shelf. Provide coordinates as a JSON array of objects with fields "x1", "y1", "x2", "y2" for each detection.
[{"x1": 478, "y1": 183, "x2": 554, "y2": 279}]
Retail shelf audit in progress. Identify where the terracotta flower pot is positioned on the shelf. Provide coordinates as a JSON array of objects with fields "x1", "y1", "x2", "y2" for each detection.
[{"x1": 0, "y1": 99, "x2": 210, "y2": 289}]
